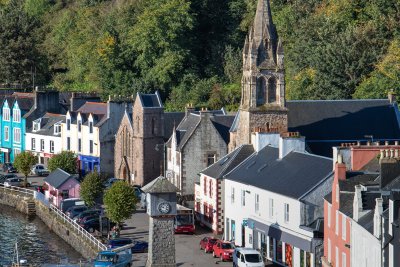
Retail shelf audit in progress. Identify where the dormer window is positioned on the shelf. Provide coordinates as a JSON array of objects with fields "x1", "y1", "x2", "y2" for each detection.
[
  {"x1": 78, "y1": 120, "x2": 82, "y2": 132},
  {"x1": 89, "y1": 121, "x2": 93, "y2": 134},
  {"x1": 54, "y1": 123, "x2": 61, "y2": 135},
  {"x1": 66, "y1": 118, "x2": 71, "y2": 131},
  {"x1": 32, "y1": 119, "x2": 41, "y2": 132},
  {"x1": 13, "y1": 108, "x2": 20, "y2": 123},
  {"x1": 3, "y1": 107, "x2": 10, "y2": 121}
]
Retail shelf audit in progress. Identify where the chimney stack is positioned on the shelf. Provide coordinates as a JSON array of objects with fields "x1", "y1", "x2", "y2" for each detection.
[
  {"x1": 373, "y1": 198, "x2": 383, "y2": 238},
  {"x1": 353, "y1": 185, "x2": 367, "y2": 222},
  {"x1": 388, "y1": 89, "x2": 396, "y2": 104}
]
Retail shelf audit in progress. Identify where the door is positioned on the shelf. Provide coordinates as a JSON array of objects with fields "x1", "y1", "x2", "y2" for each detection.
[
  {"x1": 241, "y1": 224, "x2": 245, "y2": 247},
  {"x1": 231, "y1": 220, "x2": 236, "y2": 242}
]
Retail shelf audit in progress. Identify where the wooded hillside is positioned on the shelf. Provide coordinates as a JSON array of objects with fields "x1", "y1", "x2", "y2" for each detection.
[{"x1": 0, "y1": 0, "x2": 399, "y2": 110}]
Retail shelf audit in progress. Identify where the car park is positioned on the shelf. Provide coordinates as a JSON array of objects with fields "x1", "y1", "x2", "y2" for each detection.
[
  {"x1": 199, "y1": 237, "x2": 218, "y2": 253},
  {"x1": 31, "y1": 164, "x2": 50, "y2": 176},
  {"x1": 212, "y1": 240, "x2": 235, "y2": 262},
  {"x1": 65, "y1": 205, "x2": 88, "y2": 218},
  {"x1": 4, "y1": 177, "x2": 30, "y2": 187},
  {"x1": 2, "y1": 163, "x2": 17, "y2": 173},
  {"x1": 233, "y1": 248, "x2": 264, "y2": 267}
]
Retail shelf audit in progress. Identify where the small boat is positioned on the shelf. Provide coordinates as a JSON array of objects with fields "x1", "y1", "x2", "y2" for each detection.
[{"x1": 11, "y1": 242, "x2": 30, "y2": 267}]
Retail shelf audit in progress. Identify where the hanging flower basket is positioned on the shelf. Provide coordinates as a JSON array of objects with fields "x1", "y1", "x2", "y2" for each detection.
[
  {"x1": 42, "y1": 184, "x2": 49, "y2": 191},
  {"x1": 50, "y1": 190, "x2": 57, "y2": 196}
]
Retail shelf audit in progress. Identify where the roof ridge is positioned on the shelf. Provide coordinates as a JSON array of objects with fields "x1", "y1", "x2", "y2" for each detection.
[{"x1": 287, "y1": 99, "x2": 388, "y2": 103}]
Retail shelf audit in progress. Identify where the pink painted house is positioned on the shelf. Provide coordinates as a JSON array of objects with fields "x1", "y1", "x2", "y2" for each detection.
[{"x1": 44, "y1": 168, "x2": 80, "y2": 207}]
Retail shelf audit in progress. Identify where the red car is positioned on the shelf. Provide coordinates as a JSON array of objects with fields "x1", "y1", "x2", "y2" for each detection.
[
  {"x1": 212, "y1": 240, "x2": 235, "y2": 261},
  {"x1": 199, "y1": 237, "x2": 218, "y2": 253}
]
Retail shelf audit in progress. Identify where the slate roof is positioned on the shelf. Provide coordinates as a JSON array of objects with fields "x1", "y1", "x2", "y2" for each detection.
[
  {"x1": 224, "y1": 146, "x2": 333, "y2": 199},
  {"x1": 211, "y1": 115, "x2": 235, "y2": 144},
  {"x1": 77, "y1": 102, "x2": 107, "y2": 115},
  {"x1": 44, "y1": 168, "x2": 78, "y2": 189},
  {"x1": 138, "y1": 93, "x2": 162, "y2": 108},
  {"x1": 142, "y1": 176, "x2": 178, "y2": 193},
  {"x1": 164, "y1": 112, "x2": 185, "y2": 141},
  {"x1": 201, "y1": 144, "x2": 255, "y2": 179},
  {"x1": 27, "y1": 113, "x2": 65, "y2": 135}
]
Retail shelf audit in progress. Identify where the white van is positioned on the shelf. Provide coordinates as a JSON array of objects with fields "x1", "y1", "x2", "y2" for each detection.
[
  {"x1": 60, "y1": 198, "x2": 85, "y2": 213},
  {"x1": 233, "y1": 248, "x2": 264, "y2": 267}
]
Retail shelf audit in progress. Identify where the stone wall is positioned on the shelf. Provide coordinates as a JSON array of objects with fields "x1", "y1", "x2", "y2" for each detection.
[
  {"x1": 0, "y1": 190, "x2": 31, "y2": 215},
  {"x1": 147, "y1": 217, "x2": 175, "y2": 267}
]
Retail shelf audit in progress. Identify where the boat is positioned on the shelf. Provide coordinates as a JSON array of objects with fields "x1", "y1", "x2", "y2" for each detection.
[{"x1": 11, "y1": 242, "x2": 30, "y2": 267}]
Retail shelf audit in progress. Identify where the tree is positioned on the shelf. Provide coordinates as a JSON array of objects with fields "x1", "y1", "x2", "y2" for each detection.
[
  {"x1": 48, "y1": 151, "x2": 78, "y2": 174},
  {"x1": 13, "y1": 152, "x2": 37, "y2": 187},
  {"x1": 79, "y1": 172, "x2": 103, "y2": 207},
  {"x1": 103, "y1": 181, "x2": 137, "y2": 224}
]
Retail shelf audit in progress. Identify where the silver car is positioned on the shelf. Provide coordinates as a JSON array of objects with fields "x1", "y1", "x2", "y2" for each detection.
[{"x1": 4, "y1": 177, "x2": 30, "y2": 187}]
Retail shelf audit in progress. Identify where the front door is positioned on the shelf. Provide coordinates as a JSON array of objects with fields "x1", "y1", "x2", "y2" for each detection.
[{"x1": 231, "y1": 220, "x2": 235, "y2": 243}]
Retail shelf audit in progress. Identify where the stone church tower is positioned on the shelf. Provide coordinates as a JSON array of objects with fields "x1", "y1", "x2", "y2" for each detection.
[{"x1": 230, "y1": 0, "x2": 287, "y2": 150}]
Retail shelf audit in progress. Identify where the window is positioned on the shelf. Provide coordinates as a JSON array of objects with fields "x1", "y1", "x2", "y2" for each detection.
[
  {"x1": 4, "y1": 127, "x2": 9, "y2": 141},
  {"x1": 335, "y1": 247, "x2": 339, "y2": 267},
  {"x1": 13, "y1": 109, "x2": 20, "y2": 123},
  {"x1": 89, "y1": 121, "x2": 93, "y2": 134},
  {"x1": 78, "y1": 138, "x2": 82, "y2": 152},
  {"x1": 13, "y1": 148, "x2": 20, "y2": 156},
  {"x1": 231, "y1": 187, "x2": 235, "y2": 204},
  {"x1": 31, "y1": 138, "x2": 36, "y2": 150},
  {"x1": 335, "y1": 211, "x2": 339, "y2": 235},
  {"x1": 89, "y1": 140, "x2": 93, "y2": 154},
  {"x1": 78, "y1": 120, "x2": 82, "y2": 132},
  {"x1": 241, "y1": 190, "x2": 246, "y2": 206},
  {"x1": 13, "y1": 128, "x2": 21, "y2": 143},
  {"x1": 328, "y1": 204, "x2": 331, "y2": 228},
  {"x1": 207, "y1": 154, "x2": 216, "y2": 166},
  {"x1": 342, "y1": 252, "x2": 346, "y2": 267},
  {"x1": 151, "y1": 117, "x2": 156, "y2": 135},
  {"x1": 33, "y1": 122, "x2": 39, "y2": 132},
  {"x1": 209, "y1": 180, "x2": 212, "y2": 198},
  {"x1": 50, "y1": 140, "x2": 54, "y2": 153},
  {"x1": 284, "y1": 203, "x2": 290, "y2": 223},
  {"x1": 342, "y1": 215, "x2": 346, "y2": 240},
  {"x1": 66, "y1": 119, "x2": 71, "y2": 131},
  {"x1": 269, "y1": 198, "x2": 274, "y2": 218},
  {"x1": 3, "y1": 107, "x2": 10, "y2": 121},
  {"x1": 255, "y1": 194, "x2": 259, "y2": 213},
  {"x1": 67, "y1": 137, "x2": 71, "y2": 150},
  {"x1": 40, "y1": 139, "x2": 44, "y2": 151},
  {"x1": 336, "y1": 184, "x2": 339, "y2": 203},
  {"x1": 54, "y1": 124, "x2": 61, "y2": 134},
  {"x1": 328, "y1": 239, "x2": 331, "y2": 262},
  {"x1": 203, "y1": 177, "x2": 207, "y2": 194}
]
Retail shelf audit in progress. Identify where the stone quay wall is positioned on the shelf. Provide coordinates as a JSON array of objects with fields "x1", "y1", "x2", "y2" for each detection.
[{"x1": 0, "y1": 190, "x2": 32, "y2": 215}]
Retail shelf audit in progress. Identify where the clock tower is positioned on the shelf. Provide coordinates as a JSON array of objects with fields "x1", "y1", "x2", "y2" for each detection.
[{"x1": 142, "y1": 176, "x2": 178, "y2": 267}]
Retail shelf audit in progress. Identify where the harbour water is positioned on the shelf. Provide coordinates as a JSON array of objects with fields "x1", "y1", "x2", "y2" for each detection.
[{"x1": 0, "y1": 205, "x2": 85, "y2": 266}]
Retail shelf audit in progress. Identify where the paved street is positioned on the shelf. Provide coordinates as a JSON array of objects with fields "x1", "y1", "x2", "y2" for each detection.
[{"x1": 0, "y1": 170, "x2": 46, "y2": 187}]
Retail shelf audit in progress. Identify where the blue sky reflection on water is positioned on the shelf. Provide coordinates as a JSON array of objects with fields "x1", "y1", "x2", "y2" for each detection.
[{"x1": 0, "y1": 205, "x2": 84, "y2": 265}]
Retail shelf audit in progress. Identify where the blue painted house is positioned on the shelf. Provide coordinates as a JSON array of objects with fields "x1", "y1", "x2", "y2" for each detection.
[{"x1": 0, "y1": 91, "x2": 62, "y2": 163}]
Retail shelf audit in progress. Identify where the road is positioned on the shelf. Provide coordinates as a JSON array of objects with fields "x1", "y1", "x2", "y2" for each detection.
[
  {"x1": 0, "y1": 170, "x2": 46, "y2": 187},
  {"x1": 120, "y1": 209, "x2": 232, "y2": 267}
]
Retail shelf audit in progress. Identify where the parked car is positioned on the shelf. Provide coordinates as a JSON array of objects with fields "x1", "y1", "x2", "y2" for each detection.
[
  {"x1": 65, "y1": 205, "x2": 88, "y2": 218},
  {"x1": 4, "y1": 177, "x2": 30, "y2": 188},
  {"x1": 199, "y1": 236, "x2": 218, "y2": 253},
  {"x1": 106, "y1": 238, "x2": 148, "y2": 253},
  {"x1": 2, "y1": 163, "x2": 17, "y2": 173},
  {"x1": 131, "y1": 240, "x2": 148, "y2": 253},
  {"x1": 103, "y1": 178, "x2": 124, "y2": 189},
  {"x1": 31, "y1": 164, "x2": 50, "y2": 176},
  {"x1": 74, "y1": 209, "x2": 102, "y2": 223},
  {"x1": 212, "y1": 240, "x2": 235, "y2": 262},
  {"x1": 233, "y1": 248, "x2": 264, "y2": 267},
  {"x1": 60, "y1": 198, "x2": 85, "y2": 213},
  {"x1": 79, "y1": 217, "x2": 115, "y2": 233}
]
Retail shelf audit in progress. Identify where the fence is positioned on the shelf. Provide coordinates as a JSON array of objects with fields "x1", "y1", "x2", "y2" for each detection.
[
  {"x1": 49, "y1": 204, "x2": 107, "y2": 252},
  {"x1": 34, "y1": 191, "x2": 50, "y2": 207},
  {"x1": 0, "y1": 183, "x2": 35, "y2": 197}
]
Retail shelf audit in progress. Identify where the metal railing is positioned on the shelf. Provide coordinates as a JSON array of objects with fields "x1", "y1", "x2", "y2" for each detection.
[
  {"x1": 0, "y1": 183, "x2": 35, "y2": 197},
  {"x1": 49, "y1": 204, "x2": 107, "y2": 252}
]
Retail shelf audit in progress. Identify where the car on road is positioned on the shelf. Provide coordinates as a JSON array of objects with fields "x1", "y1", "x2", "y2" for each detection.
[
  {"x1": 65, "y1": 205, "x2": 88, "y2": 218},
  {"x1": 2, "y1": 163, "x2": 17, "y2": 173},
  {"x1": 0, "y1": 174, "x2": 18, "y2": 183},
  {"x1": 233, "y1": 248, "x2": 264, "y2": 267},
  {"x1": 212, "y1": 240, "x2": 235, "y2": 262},
  {"x1": 131, "y1": 240, "x2": 148, "y2": 253},
  {"x1": 79, "y1": 217, "x2": 115, "y2": 233},
  {"x1": 31, "y1": 164, "x2": 50, "y2": 176},
  {"x1": 74, "y1": 209, "x2": 102, "y2": 223},
  {"x1": 4, "y1": 177, "x2": 30, "y2": 187},
  {"x1": 199, "y1": 237, "x2": 218, "y2": 253},
  {"x1": 107, "y1": 238, "x2": 148, "y2": 253}
]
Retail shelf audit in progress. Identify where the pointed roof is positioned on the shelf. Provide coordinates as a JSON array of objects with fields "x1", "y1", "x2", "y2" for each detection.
[{"x1": 142, "y1": 176, "x2": 178, "y2": 193}]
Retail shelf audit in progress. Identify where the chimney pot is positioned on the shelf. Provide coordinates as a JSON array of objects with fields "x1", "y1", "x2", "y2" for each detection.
[
  {"x1": 380, "y1": 149, "x2": 384, "y2": 159},
  {"x1": 385, "y1": 141, "x2": 389, "y2": 146},
  {"x1": 396, "y1": 141, "x2": 399, "y2": 146},
  {"x1": 390, "y1": 149, "x2": 394, "y2": 158},
  {"x1": 385, "y1": 149, "x2": 390, "y2": 158},
  {"x1": 357, "y1": 141, "x2": 361, "y2": 146},
  {"x1": 367, "y1": 141, "x2": 371, "y2": 146},
  {"x1": 395, "y1": 149, "x2": 399, "y2": 158}
]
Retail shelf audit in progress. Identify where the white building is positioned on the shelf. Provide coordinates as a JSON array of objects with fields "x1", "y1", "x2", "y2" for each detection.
[
  {"x1": 25, "y1": 113, "x2": 65, "y2": 165},
  {"x1": 224, "y1": 133, "x2": 333, "y2": 267}
]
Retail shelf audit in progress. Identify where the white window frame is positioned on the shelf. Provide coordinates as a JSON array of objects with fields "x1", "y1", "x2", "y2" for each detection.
[
  {"x1": 241, "y1": 190, "x2": 246, "y2": 206},
  {"x1": 284, "y1": 203, "x2": 290, "y2": 223},
  {"x1": 54, "y1": 123, "x2": 61, "y2": 134},
  {"x1": 89, "y1": 140, "x2": 93, "y2": 154},
  {"x1": 335, "y1": 246, "x2": 339, "y2": 267},
  {"x1": 78, "y1": 138, "x2": 81, "y2": 152},
  {"x1": 66, "y1": 118, "x2": 71, "y2": 131},
  {"x1": 269, "y1": 198, "x2": 274, "y2": 219},
  {"x1": 3, "y1": 107, "x2": 10, "y2": 121},
  {"x1": 78, "y1": 119, "x2": 82, "y2": 132},
  {"x1": 40, "y1": 139, "x2": 45, "y2": 151},
  {"x1": 342, "y1": 214, "x2": 346, "y2": 240},
  {"x1": 50, "y1": 140, "x2": 54, "y2": 153},
  {"x1": 255, "y1": 193, "x2": 259, "y2": 213},
  {"x1": 231, "y1": 187, "x2": 235, "y2": 204},
  {"x1": 13, "y1": 128, "x2": 21, "y2": 143},
  {"x1": 31, "y1": 138, "x2": 36, "y2": 151},
  {"x1": 67, "y1": 137, "x2": 71, "y2": 150},
  {"x1": 328, "y1": 203, "x2": 331, "y2": 228},
  {"x1": 13, "y1": 108, "x2": 20, "y2": 123},
  {"x1": 4, "y1": 126, "x2": 9, "y2": 141},
  {"x1": 13, "y1": 148, "x2": 20, "y2": 156},
  {"x1": 336, "y1": 211, "x2": 339, "y2": 235},
  {"x1": 89, "y1": 121, "x2": 93, "y2": 134},
  {"x1": 342, "y1": 252, "x2": 346, "y2": 267},
  {"x1": 328, "y1": 238, "x2": 331, "y2": 262}
]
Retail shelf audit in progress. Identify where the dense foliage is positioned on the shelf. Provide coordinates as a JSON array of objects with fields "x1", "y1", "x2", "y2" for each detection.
[
  {"x1": 79, "y1": 171, "x2": 103, "y2": 207},
  {"x1": 0, "y1": 0, "x2": 399, "y2": 108},
  {"x1": 48, "y1": 151, "x2": 78, "y2": 174},
  {"x1": 13, "y1": 151, "x2": 37, "y2": 186},
  {"x1": 103, "y1": 181, "x2": 137, "y2": 224}
]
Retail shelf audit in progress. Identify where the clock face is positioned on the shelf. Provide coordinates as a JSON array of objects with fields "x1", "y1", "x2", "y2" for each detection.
[{"x1": 158, "y1": 202, "x2": 171, "y2": 214}]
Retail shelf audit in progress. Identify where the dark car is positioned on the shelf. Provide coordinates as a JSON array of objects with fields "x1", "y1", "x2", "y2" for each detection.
[
  {"x1": 107, "y1": 238, "x2": 148, "y2": 253},
  {"x1": 200, "y1": 236, "x2": 218, "y2": 253},
  {"x1": 0, "y1": 174, "x2": 18, "y2": 183},
  {"x1": 65, "y1": 205, "x2": 88, "y2": 218},
  {"x1": 74, "y1": 209, "x2": 102, "y2": 223},
  {"x1": 79, "y1": 217, "x2": 115, "y2": 233},
  {"x1": 131, "y1": 240, "x2": 148, "y2": 253},
  {"x1": 2, "y1": 163, "x2": 17, "y2": 173}
]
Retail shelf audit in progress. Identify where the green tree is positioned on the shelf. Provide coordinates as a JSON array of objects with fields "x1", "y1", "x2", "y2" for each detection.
[
  {"x1": 103, "y1": 181, "x2": 137, "y2": 224},
  {"x1": 79, "y1": 172, "x2": 103, "y2": 207},
  {"x1": 48, "y1": 151, "x2": 78, "y2": 174},
  {"x1": 13, "y1": 152, "x2": 37, "y2": 187}
]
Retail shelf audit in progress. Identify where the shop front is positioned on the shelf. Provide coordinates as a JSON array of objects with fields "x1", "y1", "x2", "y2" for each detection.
[
  {"x1": 248, "y1": 218, "x2": 316, "y2": 267},
  {"x1": 0, "y1": 148, "x2": 10, "y2": 163},
  {"x1": 78, "y1": 154, "x2": 100, "y2": 176}
]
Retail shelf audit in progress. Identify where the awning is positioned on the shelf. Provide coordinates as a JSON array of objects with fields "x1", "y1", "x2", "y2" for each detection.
[{"x1": 248, "y1": 218, "x2": 315, "y2": 252}]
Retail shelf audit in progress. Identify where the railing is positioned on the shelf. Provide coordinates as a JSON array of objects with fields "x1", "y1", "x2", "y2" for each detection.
[
  {"x1": 34, "y1": 191, "x2": 50, "y2": 207},
  {"x1": 0, "y1": 183, "x2": 35, "y2": 197},
  {"x1": 49, "y1": 204, "x2": 107, "y2": 252}
]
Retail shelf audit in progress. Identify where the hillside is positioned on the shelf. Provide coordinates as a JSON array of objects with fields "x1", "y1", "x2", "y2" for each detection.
[{"x1": 0, "y1": 0, "x2": 399, "y2": 110}]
